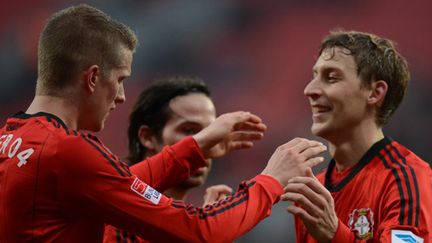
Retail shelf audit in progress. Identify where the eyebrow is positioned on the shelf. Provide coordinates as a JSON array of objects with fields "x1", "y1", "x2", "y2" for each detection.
[{"x1": 313, "y1": 66, "x2": 343, "y2": 74}]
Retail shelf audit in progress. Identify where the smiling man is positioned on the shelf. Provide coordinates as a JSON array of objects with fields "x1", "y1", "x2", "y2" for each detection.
[{"x1": 283, "y1": 31, "x2": 432, "y2": 242}]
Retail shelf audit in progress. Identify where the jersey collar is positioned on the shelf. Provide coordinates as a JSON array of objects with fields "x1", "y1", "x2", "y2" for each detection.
[{"x1": 324, "y1": 136, "x2": 392, "y2": 192}]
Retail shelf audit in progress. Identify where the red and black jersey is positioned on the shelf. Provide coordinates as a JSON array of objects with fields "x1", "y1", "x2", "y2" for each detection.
[
  {"x1": 295, "y1": 137, "x2": 432, "y2": 242},
  {"x1": 0, "y1": 112, "x2": 283, "y2": 243}
]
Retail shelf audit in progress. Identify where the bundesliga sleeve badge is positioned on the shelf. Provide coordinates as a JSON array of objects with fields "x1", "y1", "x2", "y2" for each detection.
[
  {"x1": 131, "y1": 177, "x2": 162, "y2": 205},
  {"x1": 391, "y1": 230, "x2": 424, "y2": 243}
]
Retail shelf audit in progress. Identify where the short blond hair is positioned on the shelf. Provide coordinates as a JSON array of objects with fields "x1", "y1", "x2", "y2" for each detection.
[{"x1": 37, "y1": 4, "x2": 138, "y2": 93}]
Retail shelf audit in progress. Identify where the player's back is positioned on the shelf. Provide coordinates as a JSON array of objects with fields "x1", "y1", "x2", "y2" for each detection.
[{"x1": 0, "y1": 112, "x2": 103, "y2": 242}]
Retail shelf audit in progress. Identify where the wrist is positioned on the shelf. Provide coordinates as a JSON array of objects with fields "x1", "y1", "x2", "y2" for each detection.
[{"x1": 192, "y1": 133, "x2": 208, "y2": 157}]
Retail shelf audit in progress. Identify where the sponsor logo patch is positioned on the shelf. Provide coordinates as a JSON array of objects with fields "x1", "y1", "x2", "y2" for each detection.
[
  {"x1": 348, "y1": 208, "x2": 374, "y2": 240},
  {"x1": 391, "y1": 230, "x2": 423, "y2": 243},
  {"x1": 131, "y1": 177, "x2": 161, "y2": 205}
]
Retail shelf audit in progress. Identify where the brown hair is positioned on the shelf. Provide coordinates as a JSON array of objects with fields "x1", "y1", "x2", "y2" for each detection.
[
  {"x1": 37, "y1": 4, "x2": 138, "y2": 94},
  {"x1": 319, "y1": 30, "x2": 410, "y2": 126},
  {"x1": 127, "y1": 76, "x2": 211, "y2": 164}
]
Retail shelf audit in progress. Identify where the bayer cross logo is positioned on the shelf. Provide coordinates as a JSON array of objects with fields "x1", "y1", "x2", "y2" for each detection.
[
  {"x1": 391, "y1": 230, "x2": 424, "y2": 243},
  {"x1": 348, "y1": 208, "x2": 374, "y2": 240}
]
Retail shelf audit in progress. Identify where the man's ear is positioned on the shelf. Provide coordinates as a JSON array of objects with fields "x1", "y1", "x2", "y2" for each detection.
[
  {"x1": 367, "y1": 80, "x2": 388, "y2": 107},
  {"x1": 83, "y1": 65, "x2": 101, "y2": 93},
  {"x1": 138, "y1": 125, "x2": 158, "y2": 152}
]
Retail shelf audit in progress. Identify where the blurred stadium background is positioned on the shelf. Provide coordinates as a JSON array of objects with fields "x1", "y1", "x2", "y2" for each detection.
[{"x1": 1, "y1": 0, "x2": 431, "y2": 242}]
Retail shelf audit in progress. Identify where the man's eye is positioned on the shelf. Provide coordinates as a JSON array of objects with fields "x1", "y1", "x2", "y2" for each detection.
[
  {"x1": 182, "y1": 127, "x2": 198, "y2": 135},
  {"x1": 326, "y1": 76, "x2": 339, "y2": 83}
]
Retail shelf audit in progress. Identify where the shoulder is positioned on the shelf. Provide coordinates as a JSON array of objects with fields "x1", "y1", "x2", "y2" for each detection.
[
  {"x1": 57, "y1": 132, "x2": 132, "y2": 178},
  {"x1": 390, "y1": 141, "x2": 430, "y2": 168}
]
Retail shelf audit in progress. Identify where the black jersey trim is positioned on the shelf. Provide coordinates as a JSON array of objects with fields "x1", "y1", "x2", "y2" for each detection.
[
  {"x1": 100, "y1": 144, "x2": 131, "y2": 177},
  {"x1": 390, "y1": 143, "x2": 420, "y2": 227},
  {"x1": 116, "y1": 228, "x2": 121, "y2": 243},
  {"x1": 80, "y1": 133, "x2": 128, "y2": 177},
  {"x1": 171, "y1": 181, "x2": 256, "y2": 219},
  {"x1": 324, "y1": 137, "x2": 392, "y2": 192},
  {"x1": 199, "y1": 195, "x2": 249, "y2": 219},
  {"x1": 129, "y1": 233, "x2": 137, "y2": 242},
  {"x1": 121, "y1": 230, "x2": 128, "y2": 243},
  {"x1": 12, "y1": 111, "x2": 70, "y2": 135},
  {"x1": 377, "y1": 150, "x2": 406, "y2": 225},
  {"x1": 86, "y1": 133, "x2": 132, "y2": 177},
  {"x1": 383, "y1": 145, "x2": 414, "y2": 226}
]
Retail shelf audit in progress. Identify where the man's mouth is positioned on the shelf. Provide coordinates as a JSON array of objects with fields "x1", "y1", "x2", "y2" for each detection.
[{"x1": 311, "y1": 104, "x2": 332, "y2": 117}]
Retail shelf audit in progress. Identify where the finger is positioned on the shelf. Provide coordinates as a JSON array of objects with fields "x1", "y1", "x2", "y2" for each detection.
[
  {"x1": 291, "y1": 140, "x2": 325, "y2": 155},
  {"x1": 233, "y1": 121, "x2": 267, "y2": 132},
  {"x1": 300, "y1": 145, "x2": 327, "y2": 160},
  {"x1": 217, "y1": 194, "x2": 228, "y2": 201},
  {"x1": 286, "y1": 204, "x2": 318, "y2": 224},
  {"x1": 304, "y1": 156, "x2": 324, "y2": 168},
  {"x1": 203, "y1": 185, "x2": 233, "y2": 206},
  {"x1": 203, "y1": 192, "x2": 218, "y2": 206},
  {"x1": 228, "y1": 141, "x2": 254, "y2": 150},
  {"x1": 288, "y1": 176, "x2": 333, "y2": 203},
  {"x1": 230, "y1": 131, "x2": 264, "y2": 141},
  {"x1": 208, "y1": 185, "x2": 233, "y2": 195},
  {"x1": 283, "y1": 182, "x2": 328, "y2": 210},
  {"x1": 305, "y1": 167, "x2": 317, "y2": 179},
  {"x1": 281, "y1": 192, "x2": 323, "y2": 218},
  {"x1": 228, "y1": 111, "x2": 262, "y2": 124},
  {"x1": 283, "y1": 137, "x2": 309, "y2": 148},
  {"x1": 242, "y1": 112, "x2": 262, "y2": 124}
]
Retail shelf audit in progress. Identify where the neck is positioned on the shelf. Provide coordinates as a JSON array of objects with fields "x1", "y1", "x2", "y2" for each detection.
[
  {"x1": 327, "y1": 121, "x2": 384, "y2": 172},
  {"x1": 26, "y1": 95, "x2": 80, "y2": 130},
  {"x1": 164, "y1": 186, "x2": 188, "y2": 200}
]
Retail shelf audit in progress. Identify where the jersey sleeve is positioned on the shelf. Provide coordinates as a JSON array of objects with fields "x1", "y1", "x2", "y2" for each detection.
[
  {"x1": 334, "y1": 164, "x2": 431, "y2": 242},
  {"x1": 57, "y1": 136, "x2": 283, "y2": 242},
  {"x1": 129, "y1": 136, "x2": 207, "y2": 192},
  {"x1": 374, "y1": 163, "x2": 432, "y2": 242}
]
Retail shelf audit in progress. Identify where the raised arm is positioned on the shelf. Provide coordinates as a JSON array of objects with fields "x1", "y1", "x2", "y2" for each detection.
[
  {"x1": 59, "y1": 136, "x2": 325, "y2": 242},
  {"x1": 130, "y1": 111, "x2": 266, "y2": 192}
]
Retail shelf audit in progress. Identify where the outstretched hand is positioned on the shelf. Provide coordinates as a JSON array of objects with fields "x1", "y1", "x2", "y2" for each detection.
[
  {"x1": 282, "y1": 167, "x2": 338, "y2": 242},
  {"x1": 202, "y1": 184, "x2": 233, "y2": 207},
  {"x1": 261, "y1": 138, "x2": 327, "y2": 187},
  {"x1": 193, "y1": 111, "x2": 266, "y2": 158}
]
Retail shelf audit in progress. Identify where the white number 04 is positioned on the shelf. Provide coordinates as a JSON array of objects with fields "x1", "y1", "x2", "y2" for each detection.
[{"x1": 0, "y1": 134, "x2": 34, "y2": 167}]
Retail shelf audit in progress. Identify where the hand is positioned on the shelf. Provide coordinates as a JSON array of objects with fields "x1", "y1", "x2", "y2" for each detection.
[
  {"x1": 202, "y1": 184, "x2": 233, "y2": 207},
  {"x1": 261, "y1": 138, "x2": 326, "y2": 187},
  {"x1": 282, "y1": 168, "x2": 338, "y2": 242},
  {"x1": 193, "y1": 111, "x2": 266, "y2": 158}
]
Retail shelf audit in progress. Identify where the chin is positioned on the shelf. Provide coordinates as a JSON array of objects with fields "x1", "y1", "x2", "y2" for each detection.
[
  {"x1": 181, "y1": 176, "x2": 206, "y2": 189},
  {"x1": 88, "y1": 123, "x2": 104, "y2": 132},
  {"x1": 311, "y1": 123, "x2": 330, "y2": 138}
]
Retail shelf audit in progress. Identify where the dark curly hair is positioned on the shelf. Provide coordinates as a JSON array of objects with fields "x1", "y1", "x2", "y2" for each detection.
[{"x1": 127, "y1": 76, "x2": 210, "y2": 164}]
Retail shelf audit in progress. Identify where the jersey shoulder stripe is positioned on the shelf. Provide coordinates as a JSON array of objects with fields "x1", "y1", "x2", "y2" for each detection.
[
  {"x1": 389, "y1": 142, "x2": 420, "y2": 227},
  {"x1": 378, "y1": 145, "x2": 419, "y2": 226},
  {"x1": 79, "y1": 132, "x2": 131, "y2": 177},
  {"x1": 383, "y1": 145, "x2": 414, "y2": 225},
  {"x1": 80, "y1": 132, "x2": 131, "y2": 176}
]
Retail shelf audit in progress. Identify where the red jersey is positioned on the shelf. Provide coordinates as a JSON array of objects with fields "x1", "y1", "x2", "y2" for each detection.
[
  {"x1": 0, "y1": 112, "x2": 283, "y2": 242},
  {"x1": 295, "y1": 137, "x2": 432, "y2": 242}
]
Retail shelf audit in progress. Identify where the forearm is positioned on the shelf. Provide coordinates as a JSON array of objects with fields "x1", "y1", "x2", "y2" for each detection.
[
  {"x1": 130, "y1": 136, "x2": 206, "y2": 191},
  {"x1": 98, "y1": 175, "x2": 282, "y2": 242}
]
